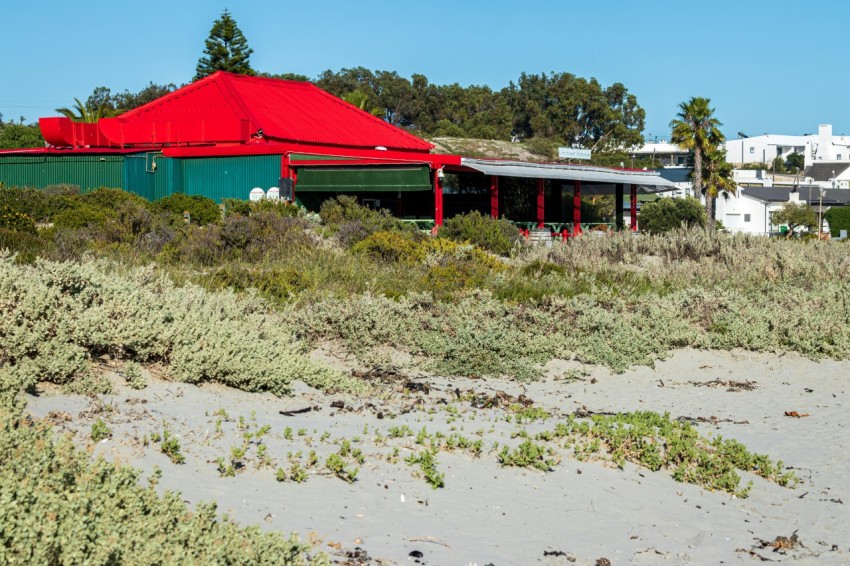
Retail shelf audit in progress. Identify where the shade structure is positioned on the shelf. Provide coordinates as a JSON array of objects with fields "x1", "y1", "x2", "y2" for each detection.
[
  {"x1": 295, "y1": 165, "x2": 432, "y2": 192},
  {"x1": 459, "y1": 158, "x2": 678, "y2": 191}
]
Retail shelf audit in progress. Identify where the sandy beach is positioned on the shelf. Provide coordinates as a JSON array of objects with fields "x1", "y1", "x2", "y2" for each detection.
[{"x1": 26, "y1": 348, "x2": 850, "y2": 565}]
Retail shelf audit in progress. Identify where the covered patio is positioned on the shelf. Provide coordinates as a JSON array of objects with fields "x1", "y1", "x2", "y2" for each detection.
[
  {"x1": 441, "y1": 158, "x2": 678, "y2": 236},
  {"x1": 288, "y1": 155, "x2": 678, "y2": 235}
]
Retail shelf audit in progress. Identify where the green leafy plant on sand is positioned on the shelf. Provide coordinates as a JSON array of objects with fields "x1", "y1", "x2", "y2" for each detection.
[
  {"x1": 498, "y1": 440, "x2": 560, "y2": 472},
  {"x1": 159, "y1": 428, "x2": 185, "y2": 465},
  {"x1": 90, "y1": 418, "x2": 112, "y2": 442},
  {"x1": 123, "y1": 361, "x2": 146, "y2": 390},
  {"x1": 404, "y1": 449, "x2": 445, "y2": 489},
  {"x1": 325, "y1": 452, "x2": 359, "y2": 483},
  {"x1": 528, "y1": 411, "x2": 796, "y2": 497}
]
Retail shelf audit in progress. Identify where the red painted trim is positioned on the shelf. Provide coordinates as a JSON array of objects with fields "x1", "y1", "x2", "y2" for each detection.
[
  {"x1": 536, "y1": 178, "x2": 545, "y2": 228},
  {"x1": 0, "y1": 147, "x2": 144, "y2": 156},
  {"x1": 434, "y1": 169, "x2": 443, "y2": 227},
  {"x1": 164, "y1": 142, "x2": 462, "y2": 167},
  {"x1": 630, "y1": 183, "x2": 638, "y2": 232},
  {"x1": 281, "y1": 154, "x2": 291, "y2": 179},
  {"x1": 490, "y1": 175, "x2": 499, "y2": 219},
  {"x1": 573, "y1": 180, "x2": 582, "y2": 236},
  {"x1": 290, "y1": 159, "x2": 431, "y2": 168}
]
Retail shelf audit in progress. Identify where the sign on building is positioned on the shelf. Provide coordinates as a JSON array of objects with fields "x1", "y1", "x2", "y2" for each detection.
[{"x1": 558, "y1": 147, "x2": 592, "y2": 160}]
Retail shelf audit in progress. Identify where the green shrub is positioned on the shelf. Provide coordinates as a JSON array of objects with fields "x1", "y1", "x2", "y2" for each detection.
[
  {"x1": 639, "y1": 196, "x2": 706, "y2": 233},
  {"x1": 825, "y1": 206, "x2": 850, "y2": 237},
  {"x1": 0, "y1": 411, "x2": 324, "y2": 564},
  {"x1": 155, "y1": 193, "x2": 221, "y2": 225},
  {"x1": 51, "y1": 203, "x2": 109, "y2": 230},
  {"x1": 123, "y1": 361, "x2": 146, "y2": 389},
  {"x1": 441, "y1": 211, "x2": 518, "y2": 256},
  {"x1": 772, "y1": 202, "x2": 816, "y2": 234},
  {"x1": 319, "y1": 195, "x2": 410, "y2": 245},
  {"x1": 0, "y1": 186, "x2": 73, "y2": 223},
  {"x1": 224, "y1": 198, "x2": 303, "y2": 218},
  {"x1": 0, "y1": 228, "x2": 49, "y2": 263},
  {"x1": 523, "y1": 137, "x2": 558, "y2": 159},
  {"x1": 0, "y1": 254, "x2": 357, "y2": 401},
  {"x1": 90, "y1": 418, "x2": 112, "y2": 442},
  {"x1": 0, "y1": 205, "x2": 36, "y2": 234},
  {"x1": 351, "y1": 231, "x2": 425, "y2": 264}
]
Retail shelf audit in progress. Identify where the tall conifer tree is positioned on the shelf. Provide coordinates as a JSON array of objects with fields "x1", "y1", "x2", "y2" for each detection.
[{"x1": 195, "y1": 9, "x2": 255, "y2": 80}]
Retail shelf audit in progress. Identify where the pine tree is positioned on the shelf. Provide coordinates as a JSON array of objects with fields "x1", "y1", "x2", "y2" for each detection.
[{"x1": 195, "y1": 9, "x2": 255, "y2": 80}]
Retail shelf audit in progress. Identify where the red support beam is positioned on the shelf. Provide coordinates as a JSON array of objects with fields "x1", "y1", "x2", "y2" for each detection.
[
  {"x1": 490, "y1": 175, "x2": 499, "y2": 219},
  {"x1": 434, "y1": 169, "x2": 444, "y2": 227},
  {"x1": 572, "y1": 180, "x2": 582, "y2": 236},
  {"x1": 536, "y1": 178, "x2": 545, "y2": 228},
  {"x1": 630, "y1": 183, "x2": 638, "y2": 231}
]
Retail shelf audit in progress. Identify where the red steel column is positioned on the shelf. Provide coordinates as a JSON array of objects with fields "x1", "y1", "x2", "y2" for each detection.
[
  {"x1": 572, "y1": 180, "x2": 582, "y2": 236},
  {"x1": 536, "y1": 178, "x2": 545, "y2": 228},
  {"x1": 490, "y1": 175, "x2": 499, "y2": 218},
  {"x1": 280, "y1": 154, "x2": 294, "y2": 202},
  {"x1": 434, "y1": 169, "x2": 443, "y2": 227},
  {"x1": 630, "y1": 183, "x2": 638, "y2": 231}
]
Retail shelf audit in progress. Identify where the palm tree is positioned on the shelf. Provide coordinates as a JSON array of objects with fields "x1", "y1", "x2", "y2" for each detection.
[
  {"x1": 55, "y1": 97, "x2": 113, "y2": 123},
  {"x1": 703, "y1": 147, "x2": 737, "y2": 224},
  {"x1": 669, "y1": 97, "x2": 724, "y2": 213}
]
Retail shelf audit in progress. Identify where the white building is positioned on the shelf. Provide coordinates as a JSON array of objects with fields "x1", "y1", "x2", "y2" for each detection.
[
  {"x1": 801, "y1": 162, "x2": 850, "y2": 189},
  {"x1": 630, "y1": 142, "x2": 690, "y2": 167},
  {"x1": 715, "y1": 186, "x2": 850, "y2": 235},
  {"x1": 633, "y1": 124, "x2": 850, "y2": 169},
  {"x1": 725, "y1": 124, "x2": 850, "y2": 168}
]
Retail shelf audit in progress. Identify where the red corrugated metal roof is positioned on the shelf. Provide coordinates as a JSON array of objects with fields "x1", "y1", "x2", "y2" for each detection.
[
  {"x1": 0, "y1": 146, "x2": 145, "y2": 156},
  {"x1": 93, "y1": 71, "x2": 433, "y2": 152}
]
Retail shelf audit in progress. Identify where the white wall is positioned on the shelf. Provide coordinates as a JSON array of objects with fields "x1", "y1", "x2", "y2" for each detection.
[
  {"x1": 715, "y1": 192, "x2": 776, "y2": 235},
  {"x1": 725, "y1": 125, "x2": 850, "y2": 167}
]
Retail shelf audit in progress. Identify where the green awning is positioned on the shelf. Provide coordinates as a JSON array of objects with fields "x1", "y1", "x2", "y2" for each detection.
[{"x1": 296, "y1": 166, "x2": 431, "y2": 192}]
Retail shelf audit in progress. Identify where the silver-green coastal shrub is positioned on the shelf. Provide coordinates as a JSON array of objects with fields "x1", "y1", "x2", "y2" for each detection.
[
  {"x1": 0, "y1": 253, "x2": 353, "y2": 399},
  {"x1": 289, "y1": 278, "x2": 850, "y2": 378},
  {"x1": 0, "y1": 411, "x2": 326, "y2": 565}
]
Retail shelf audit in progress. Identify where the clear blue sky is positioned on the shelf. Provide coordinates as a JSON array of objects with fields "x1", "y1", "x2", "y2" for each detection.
[{"x1": 2, "y1": 0, "x2": 848, "y2": 141}]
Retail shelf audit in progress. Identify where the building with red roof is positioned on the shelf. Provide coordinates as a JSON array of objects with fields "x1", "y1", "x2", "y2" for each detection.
[{"x1": 1, "y1": 71, "x2": 675, "y2": 230}]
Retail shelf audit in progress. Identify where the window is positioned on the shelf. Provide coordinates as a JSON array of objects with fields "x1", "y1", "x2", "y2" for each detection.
[
  {"x1": 744, "y1": 214, "x2": 751, "y2": 222},
  {"x1": 749, "y1": 147, "x2": 755, "y2": 154},
  {"x1": 839, "y1": 154, "x2": 843, "y2": 160}
]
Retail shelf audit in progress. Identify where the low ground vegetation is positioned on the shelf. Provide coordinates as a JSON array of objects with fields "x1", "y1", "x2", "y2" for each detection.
[
  {"x1": 2, "y1": 186, "x2": 850, "y2": 386},
  {"x1": 1, "y1": 185, "x2": 832, "y2": 562},
  {"x1": 0, "y1": 409, "x2": 323, "y2": 564}
]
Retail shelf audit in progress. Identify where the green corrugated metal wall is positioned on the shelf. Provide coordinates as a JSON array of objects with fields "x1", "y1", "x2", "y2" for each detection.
[
  {"x1": 0, "y1": 154, "x2": 124, "y2": 191},
  {"x1": 123, "y1": 153, "x2": 156, "y2": 200},
  {"x1": 154, "y1": 157, "x2": 180, "y2": 200},
  {"x1": 180, "y1": 155, "x2": 281, "y2": 202},
  {"x1": 0, "y1": 154, "x2": 433, "y2": 203}
]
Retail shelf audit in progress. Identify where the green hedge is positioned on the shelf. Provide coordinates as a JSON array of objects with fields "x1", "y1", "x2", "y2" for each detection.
[
  {"x1": 639, "y1": 197, "x2": 706, "y2": 233},
  {"x1": 825, "y1": 206, "x2": 850, "y2": 237}
]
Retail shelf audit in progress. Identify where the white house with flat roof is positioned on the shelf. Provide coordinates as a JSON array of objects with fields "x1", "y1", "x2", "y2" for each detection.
[
  {"x1": 633, "y1": 124, "x2": 850, "y2": 169},
  {"x1": 725, "y1": 124, "x2": 850, "y2": 168}
]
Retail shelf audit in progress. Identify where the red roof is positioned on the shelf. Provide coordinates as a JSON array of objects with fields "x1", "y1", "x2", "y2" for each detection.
[{"x1": 39, "y1": 72, "x2": 433, "y2": 153}]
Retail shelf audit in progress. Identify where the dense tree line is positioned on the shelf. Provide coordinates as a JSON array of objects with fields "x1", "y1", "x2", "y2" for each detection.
[
  {"x1": 313, "y1": 67, "x2": 645, "y2": 149},
  {"x1": 0, "y1": 114, "x2": 44, "y2": 149}
]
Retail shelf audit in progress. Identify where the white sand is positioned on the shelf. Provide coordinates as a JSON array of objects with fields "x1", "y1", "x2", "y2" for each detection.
[{"x1": 26, "y1": 349, "x2": 850, "y2": 565}]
